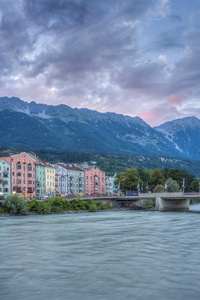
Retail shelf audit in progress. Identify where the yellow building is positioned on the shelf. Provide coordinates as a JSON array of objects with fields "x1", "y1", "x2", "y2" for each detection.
[{"x1": 45, "y1": 165, "x2": 56, "y2": 196}]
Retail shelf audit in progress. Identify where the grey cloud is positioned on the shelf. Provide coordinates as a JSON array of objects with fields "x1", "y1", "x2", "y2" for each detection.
[
  {"x1": 170, "y1": 15, "x2": 182, "y2": 22},
  {"x1": 154, "y1": 29, "x2": 184, "y2": 50}
]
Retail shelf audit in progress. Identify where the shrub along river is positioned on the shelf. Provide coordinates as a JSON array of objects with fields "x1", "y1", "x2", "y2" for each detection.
[{"x1": 0, "y1": 205, "x2": 200, "y2": 300}]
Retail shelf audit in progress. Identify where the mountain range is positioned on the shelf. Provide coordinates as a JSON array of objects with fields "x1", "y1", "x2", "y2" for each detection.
[{"x1": 0, "y1": 96, "x2": 200, "y2": 160}]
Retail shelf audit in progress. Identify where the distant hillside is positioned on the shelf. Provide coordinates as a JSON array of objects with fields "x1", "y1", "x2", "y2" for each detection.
[
  {"x1": 1, "y1": 146, "x2": 200, "y2": 177},
  {"x1": 0, "y1": 96, "x2": 200, "y2": 160}
]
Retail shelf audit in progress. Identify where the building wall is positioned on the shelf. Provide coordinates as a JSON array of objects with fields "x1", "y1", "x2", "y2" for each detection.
[
  {"x1": 55, "y1": 168, "x2": 68, "y2": 195},
  {"x1": 11, "y1": 153, "x2": 36, "y2": 199},
  {"x1": 85, "y1": 166, "x2": 105, "y2": 195},
  {"x1": 67, "y1": 168, "x2": 85, "y2": 195},
  {"x1": 0, "y1": 159, "x2": 11, "y2": 196},
  {"x1": 105, "y1": 176, "x2": 114, "y2": 195},
  {"x1": 45, "y1": 166, "x2": 55, "y2": 195},
  {"x1": 35, "y1": 164, "x2": 46, "y2": 197}
]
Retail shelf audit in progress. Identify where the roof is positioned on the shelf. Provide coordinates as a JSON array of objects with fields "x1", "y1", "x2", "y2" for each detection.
[{"x1": 57, "y1": 163, "x2": 85, "y2": 172}]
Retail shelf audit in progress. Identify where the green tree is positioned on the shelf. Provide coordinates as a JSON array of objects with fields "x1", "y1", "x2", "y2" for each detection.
[
  {"x1": 115, "y1": 168, "x2": 141, "y2": 192},
  {"x1": 191, "y1": 179, "x2": 200, "y2": 192},
  {"x1": 150, "y1": 168, "x2": 165, "y2": 187},
  {"x1": 166, "y1": 178, "x2": 180, "y2": 192},
  {"x1": 153, "y1": 184, "x2": 165, "y2": 193}
]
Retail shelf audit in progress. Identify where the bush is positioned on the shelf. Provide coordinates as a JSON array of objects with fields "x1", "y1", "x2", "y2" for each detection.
[
  {"x1": 50, "y1": 197, "x2": 72, "y2": 211},
  {"x1": 145, "y1": 199, "x2": 155, "y2": 207},
  {"x1": 0, "y1": 207, "x2": 5, "y2": 213},
  {"x1": 96, "y1": 201, "x2": 104, "y2": 210},
  {"x1": 35, "y1": 200, "x2": 51, "y2": 214},
  {"x1": 71, "y1": 198, "x2": 87, "y2": 210},
  {"x1": 103, "y1": 203, "x2": 115, "y2": 209},
  {"x1": 27, "y1": 199, "x2": 37, "y2": 212},
  {"x1": 2, "y1": 195, "x2": 30, "y2": 215},
  {"x1": 87, "y1": 199, "x2": 97, "y2": 212}
]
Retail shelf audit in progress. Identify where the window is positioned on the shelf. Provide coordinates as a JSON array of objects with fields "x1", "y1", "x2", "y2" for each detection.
[
  {"x1": 12, "y1": 172, "x2": 15, "y2": 176},
  {"x1": 12, "y1": 179, "x2": 15, "y2": 183},
  {"x1": 102, "y1": 182, "x2": 104, "y2": 186},
  {"x1": 23, "y1": 166, "x2": 26, "y2": 170},
  {"x1": 17, "y1": 164, "x2": 21, "y2": 170},
  {"x1": 17, "y1": 179, "x2": 21, "y2": 184},
  {"x1": 28, "y1": 174, "x2": 32, "y2": 178},
  {"x1": 86, "y1": 181, "x2": 88, "y2": 185},
  {"x1": 12, "y1": 164, "x2": 15, "y2": 169},
  {"x1": 28, "y1": 180, "x2": 32, "y2": 184},
  {"x1": 23, "y1": 173, "x2": 26, "y2": 177},
  {"x1": 23, "y1": 180, "x2": 26, "y2": 184},
  {"x1": 17, "y1": 172, "x2": 21, "y2": 176},
  {"x1": 28, "y1": 166, "x2": 32, "y2": 171}
]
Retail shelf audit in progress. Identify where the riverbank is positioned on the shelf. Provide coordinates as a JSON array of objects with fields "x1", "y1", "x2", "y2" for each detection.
[{"x1": 0, "y1": 205, "x2": 154, "y2": 217}]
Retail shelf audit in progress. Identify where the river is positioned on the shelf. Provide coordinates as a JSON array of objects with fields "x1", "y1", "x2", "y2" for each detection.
[{"x1": 1, "y1": 205, "x2": 200, "y2": 300}]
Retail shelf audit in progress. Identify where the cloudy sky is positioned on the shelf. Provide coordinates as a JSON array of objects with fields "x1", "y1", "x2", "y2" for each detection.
[{"x1": 0, "y1": 0, "x2": 200, "y2": 126}]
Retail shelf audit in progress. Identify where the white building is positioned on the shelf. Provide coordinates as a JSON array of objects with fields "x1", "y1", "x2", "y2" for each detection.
[
  {"x1": 55, "y1": 167, "x2": 68, "y2": 196},
  {"x1": 105, "y1": 176, "x2": 114, "y2": 195}
]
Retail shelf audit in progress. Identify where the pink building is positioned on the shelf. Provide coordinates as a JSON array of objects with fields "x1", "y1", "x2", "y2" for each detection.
[
  {"x1": 11, "y1": 152, "x2": 37, "y2": 199},
  {"x1": 85, "y1": 166, "x2": 105, "y2": 195}
]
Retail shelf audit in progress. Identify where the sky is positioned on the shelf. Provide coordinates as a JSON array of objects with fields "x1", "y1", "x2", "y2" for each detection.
[{"x1": 0, "y1": 0, "x2": 200, "y2": 126}]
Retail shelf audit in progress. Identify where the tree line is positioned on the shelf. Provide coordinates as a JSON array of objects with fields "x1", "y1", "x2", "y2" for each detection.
[{"x1": 114, "y1": 167, "x2": 199, "y2": 193}]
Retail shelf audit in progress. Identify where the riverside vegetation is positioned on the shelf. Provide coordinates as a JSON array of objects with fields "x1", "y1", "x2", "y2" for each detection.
[{"x1": 0, "y1": 194, "x2": 114, "y2": 215}]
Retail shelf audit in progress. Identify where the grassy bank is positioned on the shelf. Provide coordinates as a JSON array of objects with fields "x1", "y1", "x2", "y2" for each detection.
[{"x1": 0, "y1": 195, "x2": 115, "y2": 215}]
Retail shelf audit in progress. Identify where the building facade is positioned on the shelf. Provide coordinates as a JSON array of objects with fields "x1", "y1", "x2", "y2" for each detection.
[
  {"x1": 55, "y1": 167, "x2": 68, "y2": 196},
  {"x1": 55, "y1": 164, "x2": 85, "y2": 196},
  {"x1": 105, "y1": 176, "x2": 114, "y2": 195},
  {"x1": 35, "y1": 163, "x2": 46, "y2": 198},
  {"x1": 11, "y1": 152, "x2": 37, "y2": 199},
  {"x1": 85, "y1": 166, "x2": 105, "y2": 195},
  {"x1": 0, "y1": 157, "x2": 12, "y2": 197},
  {"x1": 45, "y1": 165, "x2": 56, "y2": 196}
]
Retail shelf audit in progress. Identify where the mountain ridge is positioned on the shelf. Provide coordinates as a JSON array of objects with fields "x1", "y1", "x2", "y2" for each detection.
[{"x1": 0, "y1": 96, "x2": 200, "y2": 160}]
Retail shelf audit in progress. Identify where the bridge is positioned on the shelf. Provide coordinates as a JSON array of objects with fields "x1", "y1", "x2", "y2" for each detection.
[{"x1": 88, "y1": 192, "x2": 200, "y2": 212}]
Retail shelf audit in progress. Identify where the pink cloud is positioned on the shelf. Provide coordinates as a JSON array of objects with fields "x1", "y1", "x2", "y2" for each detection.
[
  {"x1": 137, "y1": 112, "x2": 159, "y2": 120},
  {"x1": 168, "y1": 94, "x2": 182, "y2": 105}
]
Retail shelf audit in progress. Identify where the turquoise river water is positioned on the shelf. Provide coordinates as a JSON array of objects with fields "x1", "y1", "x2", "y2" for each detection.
[{"x1": 1, "y1": 205, "x2": 200, "y2": 300}]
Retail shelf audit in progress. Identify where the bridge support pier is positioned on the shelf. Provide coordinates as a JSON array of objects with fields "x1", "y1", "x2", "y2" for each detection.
[{"x1": 155, "y1": 197, "x2": 189, "y2": 212}]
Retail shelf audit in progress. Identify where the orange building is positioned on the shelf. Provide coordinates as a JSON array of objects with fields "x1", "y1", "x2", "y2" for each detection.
[
  {"x1": 85, "y1": 166, "x2": 105, "y2": 195},
  {"x1": 11, "y1": 152, "x2": 37, "y2": 199}
]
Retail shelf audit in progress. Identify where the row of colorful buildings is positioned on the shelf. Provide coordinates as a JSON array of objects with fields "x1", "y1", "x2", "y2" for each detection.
[{"x1": 0, "y1": 152, "x2": 116, "y2": 199}]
